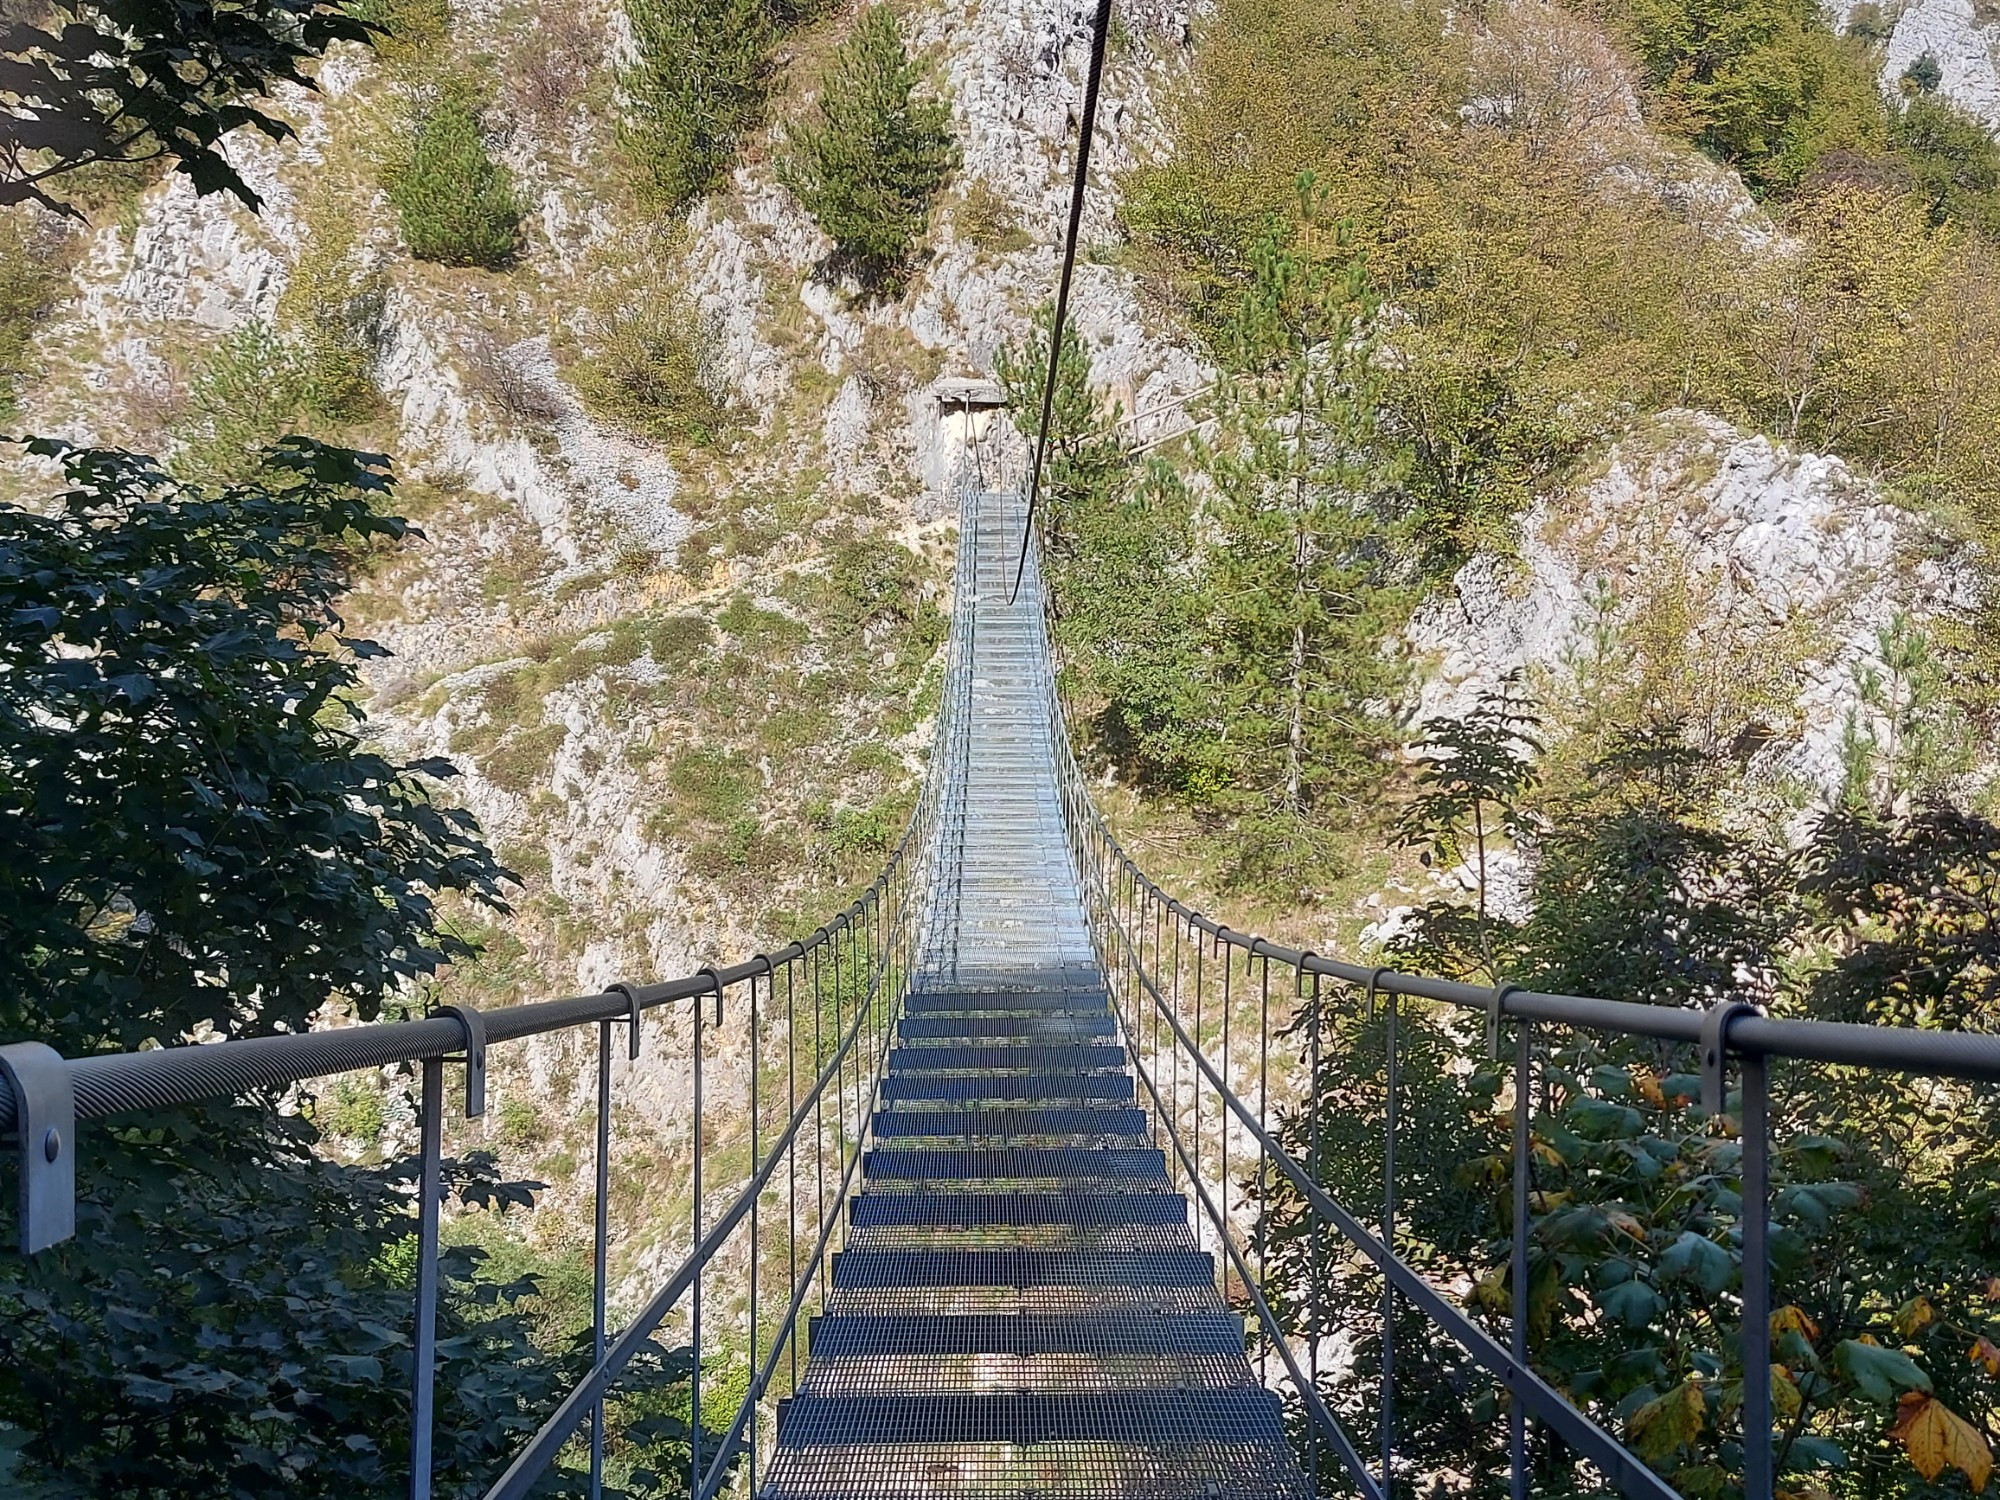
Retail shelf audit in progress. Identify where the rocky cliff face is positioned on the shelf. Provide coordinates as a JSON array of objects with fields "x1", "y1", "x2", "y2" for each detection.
[
  {"x1": 8, "y1": 0, "x2": 1993, "y2": 1284},
  {"x1": 1828, "y1": 0, "x2": 2000, "y2": 127},
  {"x1": 1410, "y1": 411, "x2": 1975, "y2": 809}
]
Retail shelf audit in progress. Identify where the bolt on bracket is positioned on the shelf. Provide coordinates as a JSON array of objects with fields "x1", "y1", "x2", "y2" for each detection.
[{"x1": 0, "y1": 1042, "x2": 76, "y2": 1253}]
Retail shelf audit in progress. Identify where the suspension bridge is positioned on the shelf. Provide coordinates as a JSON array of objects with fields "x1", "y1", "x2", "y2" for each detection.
[
  {"x1": 6, "y1": 464, "x2": 2000, "y2": 1499},
  {"x1": 755, "y1": 485, "x2": 1306, "y2": 1496}
]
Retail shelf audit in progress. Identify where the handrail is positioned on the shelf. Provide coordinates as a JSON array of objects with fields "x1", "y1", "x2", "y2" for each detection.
[
  {"x1": 0, "y1": 477, "x2": 983, "y2": 1499},
  {"x1": 0, "y1": 906, "x2": 885, "y2": 1135},
  {"x1": 1020, "y1": 484, "x2": 2000, "y2": 1500},
  {"x1": 1081, "y1": 829, "x2": 2000, "y2": 1081}
]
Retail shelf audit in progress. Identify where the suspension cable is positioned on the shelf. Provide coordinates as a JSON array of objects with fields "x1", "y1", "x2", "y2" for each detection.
[{"x1": 1007, "y1": 0, "x2": 1115, "y2": 605}]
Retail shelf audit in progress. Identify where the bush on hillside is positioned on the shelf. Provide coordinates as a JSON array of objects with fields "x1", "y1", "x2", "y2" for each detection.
[
  {"x1": 1892, "y1": 93, "x2": 2000, "y2": 230},
  {"x1": 351, "y1": 0, "x2": 451, "y2": 61},
  {"x1": 620, "y1": 0, "x2": 773, "y2": 208},
  {"x1": 781, "y1": 5, "x2": 958, "y2": 292},
  {"x1": 566, "y1": 288, "x2": 729, "y2": 444},
  {"x1": 175, "y1": 320, "x2": 316, "y2": 480},
  {"x1": 278, "y1": 215, "x2": 389, "y2": 421},
  {"x1": 387, "y1": 88, "x2": 524, "y2": 269}
]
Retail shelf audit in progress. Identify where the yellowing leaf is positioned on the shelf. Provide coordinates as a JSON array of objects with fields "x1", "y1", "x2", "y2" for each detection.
[
  {"x1": 1628, "y1": 1379, "x2": 1706, "y2": 1462},
  {"x1": 1772, "y1": 1365, "x2": 1803, "y2": 1420},
  {"x1": 1894, "y1": 1296, "x2": 1937, "y2": 1338},
  {"x1": 1892, "y1": 1393, "x2": 1993, "y2": 1493},
  {"x1": 1771, "y1": 1305, "x2": 1822, "y2": 1345},
  {"x1": 1472, "y1": 1266, "x2": 1507, "y2": 1315},
  {"x1": 1972, "y1": 1338, "x2": 2000, "y2": 1377},
  {"x1": 1604, "y1": 1209, "x2": 1646, "y2": 1242},
  {"x1": 1633, "y1": 1067, "x2": 1667, "y2": 1109}
]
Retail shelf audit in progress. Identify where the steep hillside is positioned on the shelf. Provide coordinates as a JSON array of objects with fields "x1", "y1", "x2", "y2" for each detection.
[
  {"x1": 6, "y1": 0, "x2": 2000, "y2": 1389},
  {"x1": 0, "y1": 0, "x2": 1213, "y2": 1341}
]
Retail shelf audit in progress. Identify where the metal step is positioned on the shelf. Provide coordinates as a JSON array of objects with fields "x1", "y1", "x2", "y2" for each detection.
[
  {"x1": 861, "y1": 1146, "x2": 1169, "y2": 1181},
  {"x1": 879, "y1": 1074, "x2": 1135, "y2": 1104},
  {"x1": 887, "y1": 1044, "x2": 1126, "y2": 1074},
  {"x1": 898, "y1": 1014, "x2": 1115, "y2": 1040},
  {"x1": 806, "y1": 1311, "x2": 1245, "y2": 1358},
  {"x1": 773, "y1": 1387, "x2": 1290, "y2": 1446},
  {"x1": 869, "y1": 1106, "x2": 1148, "y2": 1139},
  {"x1": 849, "y1": 1190, "x2": 1188, "y2": 1229},
  {"x1": 831, "y1": 1248, "x2": 1212, "y2": 1291}
]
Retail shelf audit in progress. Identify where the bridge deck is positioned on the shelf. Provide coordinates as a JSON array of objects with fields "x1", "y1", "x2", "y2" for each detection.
[{"x1": 759, "y1": 492, "x2": 1309, "y2": 1497}]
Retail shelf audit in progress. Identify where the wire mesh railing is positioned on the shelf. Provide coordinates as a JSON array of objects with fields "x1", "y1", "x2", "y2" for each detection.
[{"x1": 0, "y1": 490, "x2": 981, "y2": 1499}]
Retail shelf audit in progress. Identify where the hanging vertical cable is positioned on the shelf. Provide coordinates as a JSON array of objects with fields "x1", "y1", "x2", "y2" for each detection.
[{"x1": 1007, "y1": 0, "x2": 1117, "y2": 605}]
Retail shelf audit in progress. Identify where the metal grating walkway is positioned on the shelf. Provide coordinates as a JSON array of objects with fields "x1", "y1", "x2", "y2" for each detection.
[{"x1": 760, "y1": 491, "x2": 1309, "y2": 1498}]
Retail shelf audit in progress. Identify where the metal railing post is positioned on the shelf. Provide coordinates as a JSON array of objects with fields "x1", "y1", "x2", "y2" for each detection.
[
  {"x1": 591, "y1": 1019, "x2": 612, "y2": 1500},
  {"x1": 1511, "y1": 1011, "x2": 1533, "y2": 1500},
  {"x1": 1378, "y1": 968, "x2": 1398, "y2": 1498},
  {"x1": 410, "y1": 1056, "x2": 444, "y2": 1500},
  {"x1": 1742, "y1": 1053, "x2": 1772, "y2": 1500},
  {"x1": 0, "y1": 1042, "x2": 75, "y2": 1254}
]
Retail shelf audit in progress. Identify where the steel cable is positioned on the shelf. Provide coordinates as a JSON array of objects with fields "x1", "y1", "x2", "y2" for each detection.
[{"x1": 1006, "y1": 0, "x2": 1116, "y2": 605}]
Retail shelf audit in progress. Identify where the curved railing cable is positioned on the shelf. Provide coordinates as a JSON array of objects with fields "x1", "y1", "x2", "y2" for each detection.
[
  {"x1": 1020, "y1": 503, "x2": 2000, "y2": 1500},
  {"x1": 0, "y1": 503, "x2": 983, "y2": 1500}
]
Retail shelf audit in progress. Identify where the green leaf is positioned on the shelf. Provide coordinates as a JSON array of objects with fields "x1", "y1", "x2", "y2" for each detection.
[
  {"x1": 1657, "y1": 1231, "x2": 1734, "y2": 1295},
  {"x1": 1569, "y1": 1097, "x2": 1645, "y2": 1140},
  {"x1": 1833, "y1": 1340, "x2": 1932, "y2": 1404},
  {"x1": 1597, "y1": 1279, "x2": 1661, "y2": 1327}
]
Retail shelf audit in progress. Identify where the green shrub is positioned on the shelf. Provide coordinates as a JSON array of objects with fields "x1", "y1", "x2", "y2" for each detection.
[
  {"x1": 482, "y1": 722, "x2": 567, "y2": 792},
  {"x1": 567, "y1": 288, "x2": 728, "y2": 443},
  {"x1": 827, "y1": 801, "x2": 897, "y2": 860},
  {"x1": 1892, "y1": 93, "x2": 2000, "y2": 229},
  {"x1": 955, "y1": 179, "x2": 1031, "y2": 252},
  {"x1": 320, "y1": 1078, "x2": 386, "y2": 1142},
  {"x1": 495, "y1": 1095, "x2": 546, "y2": 1147},
  {"x1": 278, "y1": 216, "x2": 386, "y2": 421},
  {"x1": 688, "y1": 814, "x2": 762, "y2": 873},
  {"x1": 716, "y1": 593, "x2": 809, "y2": 654},
  {"x1": 352, "y1": 0, "x2": 451, "y2": 61},
  {"x1": 780, "y1": 5, "x2": 958, "y2": 290},
  {"x1": 387, "y1": 88, "x2": 523, "y2": 268},
  {"x1": 176, "y1": 319, "x2": 315, "y2": 479},
  {"x1": 619, "y1": 0, "x2": 772, "y2": 208},
  {"x1": 664, "y1": 746, "x2": 757, "y2": 823},
  {"x1": 646, "y1": 613, "x2": 715, "y2": 667}
]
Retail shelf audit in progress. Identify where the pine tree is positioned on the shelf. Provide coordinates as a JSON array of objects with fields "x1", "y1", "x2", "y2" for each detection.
[
  {"x1": 620, "y1": 0, "x2": 773, "y2": 209},
  {"x1": 388, "y1": 88, "x2": 523, "y2": 269},
  {"x1": 781, "y1": 5, "x2": 958, "y2": 291},
  {"x1": 1197, "y1": 185, "x2": 1411, "y2": 896}
]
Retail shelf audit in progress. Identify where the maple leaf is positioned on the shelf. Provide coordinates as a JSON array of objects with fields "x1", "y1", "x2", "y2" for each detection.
[
  {"x1": 1987, "y1": 1277, "x2": 2000, "y2": 1303},
  {"x1": 1777, "y1": 1486, "x2": 1836, "y2": 1500},
  {"x1": 1772, "y1": 1305, "x2": 1821, "y2": 1344},
  {"x1": 1894, "y1": 1296, "x2": 1937, "y2": 1338},
  {"x1": 1628, "y1": 1380, "x2": 1707, "y2": 1462},
  {"x1": 1632, "y1": 1067, "x2": 1667, "y2": 1109},
  {"x1": 1972, "y1": 1338, "x2": 2000, "y2": 1377},
  {"x1": 1892, "y1": 1393, "x2": 1993, "y2": 1493}
]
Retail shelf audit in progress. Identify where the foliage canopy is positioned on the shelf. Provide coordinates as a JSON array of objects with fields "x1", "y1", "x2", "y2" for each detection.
[{"x1": 0, "y1": 0, "x2": 376, "y2": 214}]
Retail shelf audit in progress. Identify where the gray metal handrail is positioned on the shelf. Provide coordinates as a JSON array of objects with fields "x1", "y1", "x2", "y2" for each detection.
[
  {"x1": 0, "y1": 489, "x2": 984, "y2": 1500},
  {"x1": 1019, "y1": 491, "x2": 2000, "y2": 1500}
]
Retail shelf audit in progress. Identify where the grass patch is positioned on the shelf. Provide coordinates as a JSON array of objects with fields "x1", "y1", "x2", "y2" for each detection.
[{"x1": 482, "y1": 721, "x2": 568, "y2": 792}]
